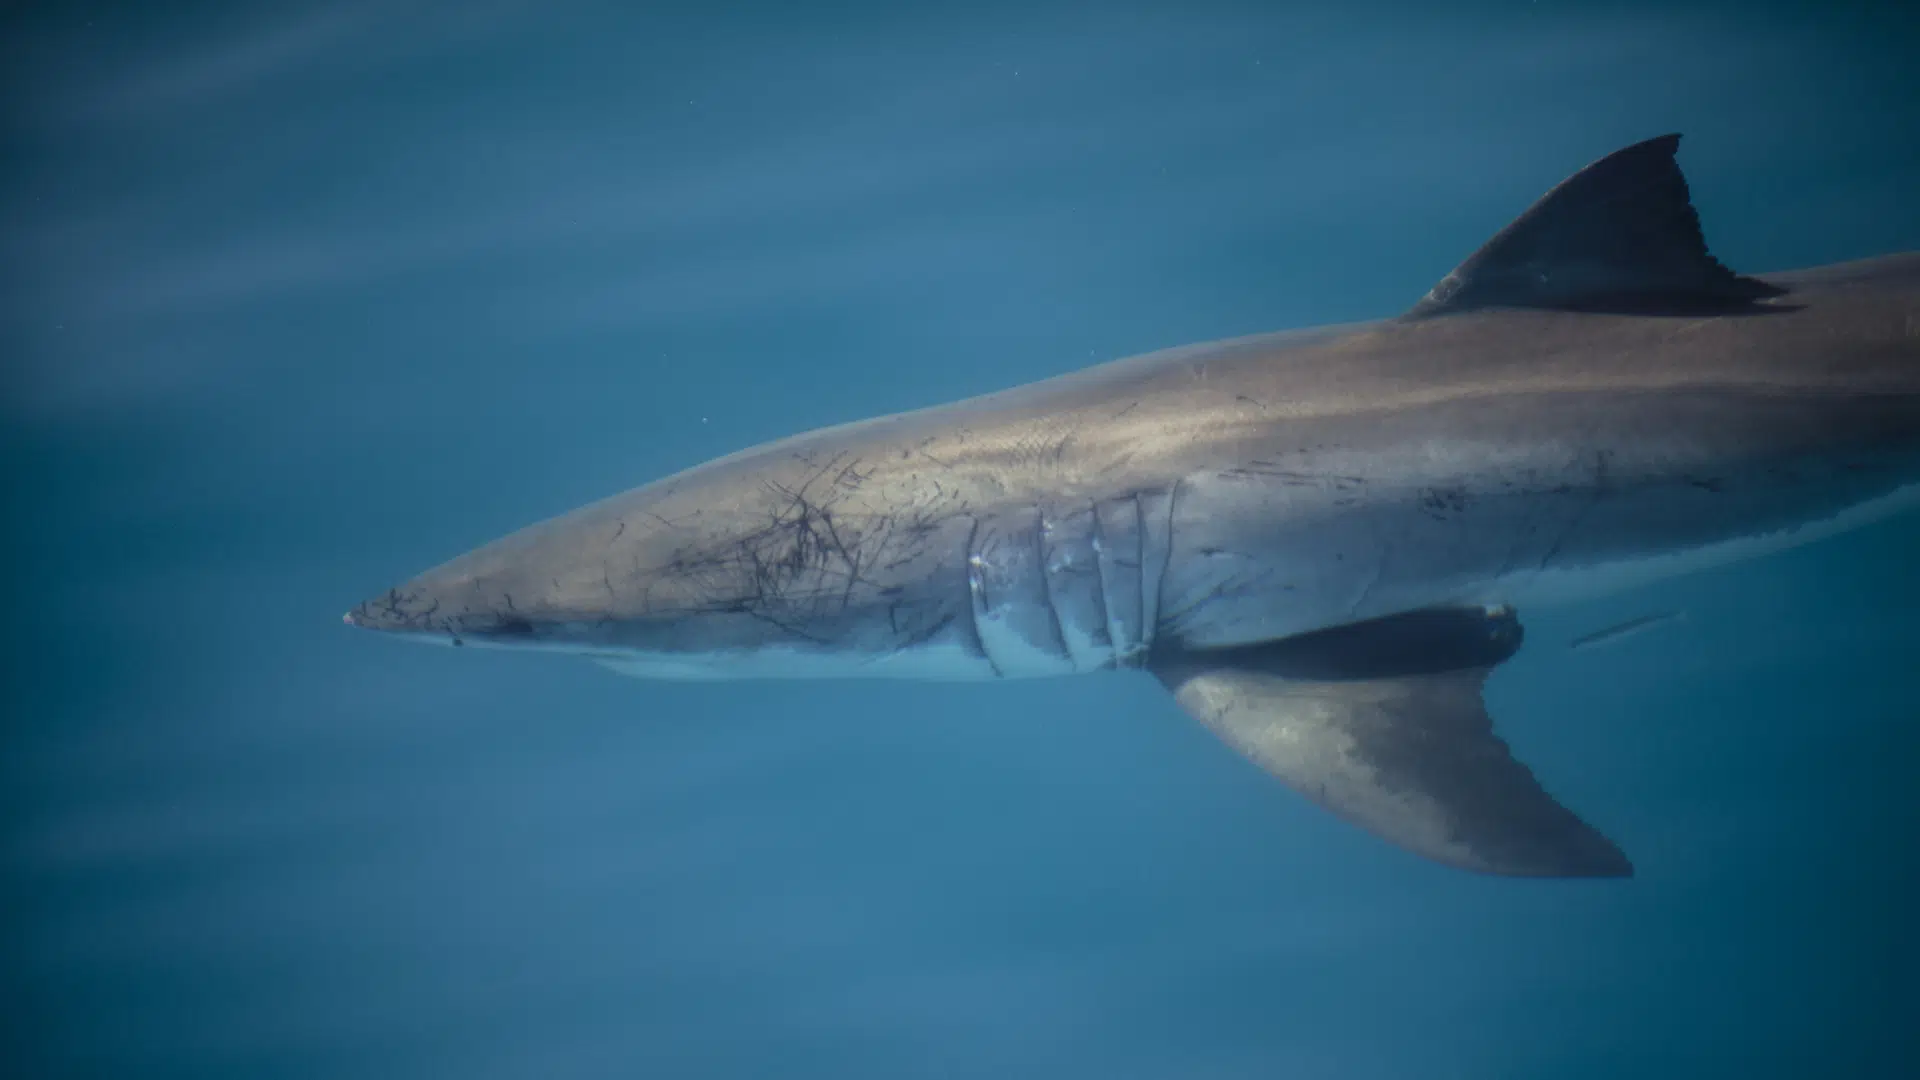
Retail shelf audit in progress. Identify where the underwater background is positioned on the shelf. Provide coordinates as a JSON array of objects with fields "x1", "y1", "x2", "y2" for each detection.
[{"x1": 5, "y1": 2, "x2": 1918, "y2": 1077}]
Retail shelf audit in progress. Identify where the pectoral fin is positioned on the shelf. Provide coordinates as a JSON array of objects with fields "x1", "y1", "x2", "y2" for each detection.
[{"x1": 1151, "y1": 608, "x2": 1631, "y2": 878}]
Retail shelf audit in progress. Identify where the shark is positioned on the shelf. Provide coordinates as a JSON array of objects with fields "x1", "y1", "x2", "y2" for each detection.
[{"x1": 346, "y1": 134, "x2": 1920, "y2": 878}]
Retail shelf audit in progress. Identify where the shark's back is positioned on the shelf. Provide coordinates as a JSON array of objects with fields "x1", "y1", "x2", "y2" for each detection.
[{"x1": 957, "y1": 248, "x2": 1920, "y2": 440}]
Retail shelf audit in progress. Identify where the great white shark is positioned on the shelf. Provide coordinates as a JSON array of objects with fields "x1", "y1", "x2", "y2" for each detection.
[{"x1": 347, "y1": 134, "x2": 1920, "y2": 878}]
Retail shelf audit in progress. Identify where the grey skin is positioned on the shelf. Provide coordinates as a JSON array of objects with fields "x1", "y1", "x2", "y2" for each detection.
[{"x1": 348, "y1": 134, "x2": 1920, "y2": 878}]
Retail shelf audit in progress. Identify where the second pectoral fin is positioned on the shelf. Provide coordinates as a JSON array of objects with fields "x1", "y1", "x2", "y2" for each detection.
[{"x1": 1150, "y1": 608, "x2": 1631, "y2": 878}]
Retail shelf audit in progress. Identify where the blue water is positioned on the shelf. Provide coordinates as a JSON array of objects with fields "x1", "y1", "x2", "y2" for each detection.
[{"x1": 6, "y1": 4, "x2": 1918, "y2": 1077}]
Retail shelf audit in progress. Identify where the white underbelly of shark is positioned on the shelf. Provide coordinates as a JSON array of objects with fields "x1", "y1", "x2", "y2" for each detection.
[{"x1": 1485, "y1": 480, "x2": 1920, "y2": 610}]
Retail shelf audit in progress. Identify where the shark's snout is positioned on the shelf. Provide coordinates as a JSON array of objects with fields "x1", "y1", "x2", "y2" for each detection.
[
  {"x1": 342, "y1": 576, "x2": 542, "y2": 645},
  {"x1": 342, "y1": 584, "x2": 452, "y2": 636}
]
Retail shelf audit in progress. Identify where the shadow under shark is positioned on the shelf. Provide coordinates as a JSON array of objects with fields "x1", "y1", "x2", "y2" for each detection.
[{"x1": 348, "y1": 134, "x2": 1920, "y2": 879}]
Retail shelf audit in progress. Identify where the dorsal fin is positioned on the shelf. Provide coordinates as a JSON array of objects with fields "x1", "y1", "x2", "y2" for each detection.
[{"x1": 1406, "y1": 134, "x2": 1787, "y2": 318}]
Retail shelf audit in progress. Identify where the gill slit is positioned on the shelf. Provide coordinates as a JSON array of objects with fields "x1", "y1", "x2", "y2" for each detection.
[
  {"x1": 961, "y1": 515, "x2": 1003, "y2": 678},
  {"x1": 1031, "y1": 506, "x2": 1070, "y2": 663}
]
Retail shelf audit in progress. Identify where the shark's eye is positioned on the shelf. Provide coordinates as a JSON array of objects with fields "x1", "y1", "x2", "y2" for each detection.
[{"x1": 491, "y1": 616, "x2": 537, "y2": 639}]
